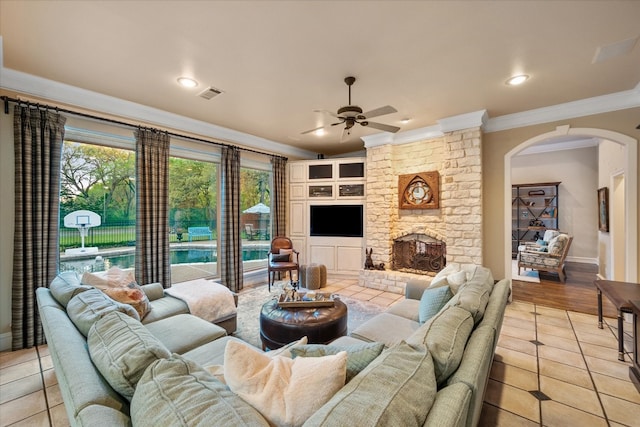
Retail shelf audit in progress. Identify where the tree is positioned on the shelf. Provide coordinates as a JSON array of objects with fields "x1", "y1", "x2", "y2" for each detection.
[{"x1": 169, "y1": 157, "x2": 217, "y2": 229}]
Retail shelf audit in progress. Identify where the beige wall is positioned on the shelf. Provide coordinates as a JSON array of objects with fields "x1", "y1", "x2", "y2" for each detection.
[{"x1": 482, "y1": 107, "x2": 640, "y2": 280}]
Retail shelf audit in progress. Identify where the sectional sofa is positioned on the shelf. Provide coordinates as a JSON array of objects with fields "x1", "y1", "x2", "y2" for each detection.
[{"x1": 37, "y1": 266, "x2": 509, "y2": 427}]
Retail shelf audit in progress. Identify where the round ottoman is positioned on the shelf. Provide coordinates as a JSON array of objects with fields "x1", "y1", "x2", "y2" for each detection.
[
  {"x1": 300, "y1": 263, "x2": 327, "y2": 290},
  {"x1": 259, "y1": 299, "x2": 348, "y2": 350}
]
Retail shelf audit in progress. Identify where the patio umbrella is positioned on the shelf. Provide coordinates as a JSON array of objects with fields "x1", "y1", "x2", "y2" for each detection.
[{"x1": 242, "y1": 202, "x2": 270, "y2": 214}]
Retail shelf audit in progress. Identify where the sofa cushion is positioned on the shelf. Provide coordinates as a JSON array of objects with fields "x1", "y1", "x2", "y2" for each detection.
[
  {"x1": 455, "y1": 282, "x2": 491, "y2": 325},
  {"x1": 350, "y1": 313, "x2": 420, "y2": 347},
  {"x1": 88, "y1": 311, "x2": 170, "y2": 401},
  {"x1": 143, "y1": 313, "x2": 226, "y2": 354},
  {"x1": 82, "y1": 267, "x2": 151, "y2": 319},
  {"x1": 386, "y1": 298, "x2": 420, "y2": 322},
  {"x1": 131, "y1": 354, "x2": 269, "y2": 427},
  {"x1": 140, "y1": 294, "x2": 189, "y2": 324},
  {"x1": 290, "y1": 342, "x2": 384, "y2": 382},
  {"x1": 406, "y1": 306, "x2": 474, "y2": 386},
  {"x1": 50, "y1": 271, "x2": 93, "y2": 308},
  {"x1": 418, "y1": 285, "x2": 453, "y2": 324},
  {"x1": 67, "y1": 288, "x2": 140, "y2": 336},
  {"x1": 304, "y1": 341, "x2": 437, "y2": 427},
  {"x1": 548, "y1": 233, "x2": 569, "y2": 256},
  {"x1": 225, "y1": 339, "x2": 347, "y2": 427}
]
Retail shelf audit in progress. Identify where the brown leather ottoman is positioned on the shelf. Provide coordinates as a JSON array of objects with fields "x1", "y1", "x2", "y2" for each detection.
[{"x1": 259, "y1": 299, "x2": 348, "y2": 350}]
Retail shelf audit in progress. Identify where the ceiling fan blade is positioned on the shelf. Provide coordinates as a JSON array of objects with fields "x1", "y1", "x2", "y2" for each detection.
[
  {"x1": 363, "y1": 121, "x2": 401, "y2": 133},
  {"x1": 301, "y1": 125, "x2": 326, "y2": 135},
  {"x1": 314, "y1": 109, "x2": 341, "y2": 119},
  {"x1": 362, "y1": 105, "x2": 397, "y2": 119}
]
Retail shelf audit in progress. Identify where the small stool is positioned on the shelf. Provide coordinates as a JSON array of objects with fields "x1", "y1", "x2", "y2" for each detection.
[{"x1": 300, "y1": 264, "x2": 327, "y2": 290}]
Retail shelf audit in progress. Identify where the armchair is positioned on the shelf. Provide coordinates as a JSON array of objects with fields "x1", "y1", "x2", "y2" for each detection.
[
  {"x1": 518, "y1": 233, "x2": 573, "y2": 282},
  {"x1": 267, "y1": 236, "x2": 300, "y2": 291}
]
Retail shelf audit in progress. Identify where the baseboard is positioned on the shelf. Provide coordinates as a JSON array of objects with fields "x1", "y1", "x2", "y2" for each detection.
[
  {"x1": 0, "y1": 332, "x2": 12, "y2": 352},
  {"x1": 566, "y1": 256, "x2": 598, "y2": 265}
]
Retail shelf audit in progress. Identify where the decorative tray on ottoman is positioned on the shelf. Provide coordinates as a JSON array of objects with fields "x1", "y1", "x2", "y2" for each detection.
[{"x1": 277, "y1": 292, "x2": 336, "y2": 308}]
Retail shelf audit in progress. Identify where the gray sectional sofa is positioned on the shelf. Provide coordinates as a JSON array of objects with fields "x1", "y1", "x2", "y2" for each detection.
[{"x1": 37, "y1": 266, "x2": 509, "y2": 427}]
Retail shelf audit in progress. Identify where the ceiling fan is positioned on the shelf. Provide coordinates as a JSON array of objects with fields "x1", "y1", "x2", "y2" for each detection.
[{"x1": 302, "y1": 76, "x2": 401, "y2": 141}]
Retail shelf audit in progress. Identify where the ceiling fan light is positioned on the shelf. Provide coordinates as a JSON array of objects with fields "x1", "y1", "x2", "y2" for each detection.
[
  {"x1": 177, "y1": 77, "x2": 198, "y2": 88},
  {"x1": 506, "y1": 74, "x2": 529, "y2": 86}
]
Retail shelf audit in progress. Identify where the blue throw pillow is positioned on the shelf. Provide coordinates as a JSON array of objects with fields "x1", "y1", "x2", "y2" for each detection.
[
  {"x1": 536, "y1": 239, "x2": 547, "y2": 246},
  {"x1": 418, "y1": 286, "x2": 453, "y2": 324}
]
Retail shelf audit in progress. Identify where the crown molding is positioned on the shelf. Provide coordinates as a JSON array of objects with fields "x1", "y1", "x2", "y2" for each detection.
[
  {"x1": 0, "y1": 66, "x2": 317, "y2": 160},
  {"x1": 438, "y1": 110, "x2": 488, "y2": 133},
  {"x1": 484, "y1": 87, "x2": 640, "y2": 133}
]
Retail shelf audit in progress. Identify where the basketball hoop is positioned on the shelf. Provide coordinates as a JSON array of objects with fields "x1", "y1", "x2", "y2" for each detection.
[{"x1": 64, "y1": 210, "x2": 101, "y2": 255}]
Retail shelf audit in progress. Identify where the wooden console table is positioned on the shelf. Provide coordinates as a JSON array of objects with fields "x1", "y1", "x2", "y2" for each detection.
[{"x1": 594, "y1": 280, "x2": 640, "y2": 361}]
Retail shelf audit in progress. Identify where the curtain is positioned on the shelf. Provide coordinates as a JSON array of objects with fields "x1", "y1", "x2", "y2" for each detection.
[
  {"x1": 220, "y1": 146, "x2": 243, "y2": 292},
  {"x1": 270, "y1": 156, "x2": 287, "y2": 238},
  {"x1": 134, "y1": 128, "x2": 171, "y2": 288},
  {"x1": 12, "y1": 105, "x2": 66, "y2": 350}
]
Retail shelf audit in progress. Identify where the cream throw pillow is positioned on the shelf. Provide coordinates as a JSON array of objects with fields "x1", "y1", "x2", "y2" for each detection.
[
  {"x1": 224, "y1": 340, "x2": 347, "y2": 427},
  {"x1": 81, "y1": 267, "x2": 151, "y2": 319}
]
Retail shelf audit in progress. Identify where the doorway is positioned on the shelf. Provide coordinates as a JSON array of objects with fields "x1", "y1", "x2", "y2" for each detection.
[{"x1": 504, "y1": 126, "x2": 637, "y2": 283}]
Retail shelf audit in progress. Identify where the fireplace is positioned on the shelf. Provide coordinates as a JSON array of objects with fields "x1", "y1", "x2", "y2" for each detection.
[{"x1": 392, "y1": 233, "x2": 446, "y2": 274}]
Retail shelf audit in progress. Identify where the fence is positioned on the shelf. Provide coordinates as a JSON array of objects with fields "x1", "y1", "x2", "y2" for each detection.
[{"x1": 59, "y1": 220, "x2": 218, "y2": 251}]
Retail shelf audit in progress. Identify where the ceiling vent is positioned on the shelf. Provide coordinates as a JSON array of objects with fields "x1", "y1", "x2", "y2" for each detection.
[{"x1": 197, "y1": 86, "x2": 224, "y2": 100}]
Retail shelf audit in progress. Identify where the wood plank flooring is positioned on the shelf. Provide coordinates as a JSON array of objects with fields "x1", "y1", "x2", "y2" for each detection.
[{"x1": 511, "y1": 261, "x2": 619, "y2": 318}]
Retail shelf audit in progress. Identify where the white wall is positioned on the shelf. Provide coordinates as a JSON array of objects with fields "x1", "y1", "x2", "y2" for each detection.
[
  {"x1": 511, "y1": 146, "x2": 598, "y2": 263},
  {"x1": 598, "y1": 140, "x2": 626, "y2": 279},
  {"x1": 0, "y1": 109, "x2": 15, "y2": 350}
]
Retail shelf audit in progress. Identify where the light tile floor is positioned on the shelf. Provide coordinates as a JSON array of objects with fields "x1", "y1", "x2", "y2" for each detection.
[{"x1": 1, "y1": 279, "x2": 638, "y2": 426}]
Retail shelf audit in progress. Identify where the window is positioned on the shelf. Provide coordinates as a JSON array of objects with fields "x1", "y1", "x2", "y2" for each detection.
[
  {"x1": 169, "y1": 156, "x2": 218, "y2": 281},
  {"x1": 241, "y1": 167, "x2": 271, "y2": 271},
  {"x1": 59, "y1": 140, "x2": 136, "y2": 274}
]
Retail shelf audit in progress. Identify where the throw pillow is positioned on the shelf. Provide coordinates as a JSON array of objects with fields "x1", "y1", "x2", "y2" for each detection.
[
  {"x1": 279, "y1": 248, "x2": 294, "y2": 261},
  {"x1": 446, "y1": 270, "x2": 467, "y2": 293},
  {"x1": 267, "y1": 336, "x2": 308, "y2": 358},
  {"x1": 271, "y1": 253, "x2": 291, "y2": 263},
  {"x1": 406, "y1": 306, "x2": 474, "y2": 386},
  {"x1": 428, "y1": 275, "x2": 449, "y2": 289},
  {"x1": 67, "y1": 288, "x2": 140, "y2": 336},
  {"x1": 290, "y1": 342, "x2": 384, "y2": 382},
  {"x1": 224, "y1": 340, "x2": 347, "y2": 426},
  {"x1": 131, "y1": 354, "x2": 269, "y2": 427},
  {"x1": 547, "y1": 234, "x2": 568, "y2": 256},
  {"x1": 88, "y1": 311, "x2": 170, "y2": 401},
  {"x1": 418, "y1": 286, "x2": 454, "y2": 324},
  {"x1": 81, "y1": 267, "x2": 151, "y2": 319},
  {"x1": 49, "y1": 271, "x2": 93, "y2": 307},
  {"x1": 304, "y1": 341, "x2": 437, "y2": 427}
]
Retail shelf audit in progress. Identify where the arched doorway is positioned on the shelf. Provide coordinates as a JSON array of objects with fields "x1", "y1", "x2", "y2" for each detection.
[{"x1": 504, "y1": 125, "x2": 637, "y2": 282}]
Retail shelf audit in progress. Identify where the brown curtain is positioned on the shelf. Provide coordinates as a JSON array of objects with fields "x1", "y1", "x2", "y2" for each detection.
[
  {"x1": 12, "y1": 105, "x2": 66, "y2": 350},
  {"x1": 134, "y1": 128, "x2": 171, "y2": 288},
  {"x1": 220, "y1": 146, "x2": 243, "y2": 292},
  {"x1": 270, "y1": 156, "x2": 287, "y2": 237}
]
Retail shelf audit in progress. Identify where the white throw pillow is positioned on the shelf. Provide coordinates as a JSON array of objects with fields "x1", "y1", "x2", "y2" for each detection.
[
  {"x1": 224, "y1": 340, "x2": 347, "y2": 427},
  {"x1": 446, "y1": 270, "x2": 467, "y2": 294}
]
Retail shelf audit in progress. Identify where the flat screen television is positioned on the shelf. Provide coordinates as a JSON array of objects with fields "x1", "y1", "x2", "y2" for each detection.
[{"x1": 310, "y1": 204, "x2": 363, "y2": 237}]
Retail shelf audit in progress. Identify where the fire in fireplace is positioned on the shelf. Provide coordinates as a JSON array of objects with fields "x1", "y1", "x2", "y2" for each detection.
[{"x1": 392, "y1": 233, "x2": 446, "y2": 274}]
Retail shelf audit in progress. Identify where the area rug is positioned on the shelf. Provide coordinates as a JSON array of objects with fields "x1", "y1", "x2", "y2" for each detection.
[
  {"x1": 233, "y1": 284, "x2": 386, "y2": 349},
  {"x1": 511, "y1": 259, "x2": 540, "y2": 283}
]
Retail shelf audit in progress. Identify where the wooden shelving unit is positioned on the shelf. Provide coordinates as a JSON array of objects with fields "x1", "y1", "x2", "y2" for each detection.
[{"x1": 512, "y1": 182, "x2": 560, "y2": 258}]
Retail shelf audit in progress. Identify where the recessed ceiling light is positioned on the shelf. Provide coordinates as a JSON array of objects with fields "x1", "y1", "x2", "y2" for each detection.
[
  {"x1": 177, "y1": 77, "x2": 198, "y2": 88},
  {"x1": 314, "y1": 129, "x2": 326, "y2": 136},
  {"x1": 506, "y1": 75, "x2": 529, "y2": 86},
  {"x1": 401, "y1": 118, "x2": 411, "y2": 124}
]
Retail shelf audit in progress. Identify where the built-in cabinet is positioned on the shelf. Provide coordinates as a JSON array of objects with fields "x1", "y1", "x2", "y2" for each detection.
[
  {"x1": 512, "y1": 182, "x2": 560, "y2": 258},
  {"x1": 288, "y1": 158, "x2": 366, "y2": 275}
]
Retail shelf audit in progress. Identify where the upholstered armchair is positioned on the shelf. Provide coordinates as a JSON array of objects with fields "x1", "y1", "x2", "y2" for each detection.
[
  {"x1": 519, "y1": 229, "x2": 560, "y2": 253},
  {"x1": 267, "y1": 236, "x2": 300, "y2": 291},
  {"x1": 518, "y1": 233, "x2": 573, "y2": 282}
]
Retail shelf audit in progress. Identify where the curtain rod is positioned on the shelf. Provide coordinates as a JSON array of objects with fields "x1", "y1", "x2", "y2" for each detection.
[{"x1": 1, "y1": 95, "x2": 287, "y2": 161}]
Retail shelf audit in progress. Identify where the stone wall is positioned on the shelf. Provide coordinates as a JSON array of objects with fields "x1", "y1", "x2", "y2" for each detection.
[{"x1": 360, "y1": 127, "x2": 483, "y2": 292}]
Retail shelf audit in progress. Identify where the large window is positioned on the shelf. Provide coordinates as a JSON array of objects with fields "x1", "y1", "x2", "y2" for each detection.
[
  {"x1": 241, "y1": 166, "x2": 272, "y2": 271},
  {"x1": 59, "y1": 140, "x2": 136, "y2": 273},
  {"x1": 169, "y1": 156, "x2": 218, "y2": 282}
]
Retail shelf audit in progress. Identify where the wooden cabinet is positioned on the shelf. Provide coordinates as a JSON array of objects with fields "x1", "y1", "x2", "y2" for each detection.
[
  {"x1": 512, "y1": 182, "x2": 560, "y2": 258},
  {"x1": 288, "y1": 158, "x2": 366, "y2": 275}
]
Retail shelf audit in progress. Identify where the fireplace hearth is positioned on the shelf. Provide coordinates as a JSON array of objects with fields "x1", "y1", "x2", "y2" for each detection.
[{"x1": 392, "y1": 233, "x2": 446, "y2": 274}]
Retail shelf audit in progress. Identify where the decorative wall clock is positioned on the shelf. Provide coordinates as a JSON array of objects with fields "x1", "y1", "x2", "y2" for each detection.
[{"x1": 398, "y1": 171, "x2": 440, "y2": 209}]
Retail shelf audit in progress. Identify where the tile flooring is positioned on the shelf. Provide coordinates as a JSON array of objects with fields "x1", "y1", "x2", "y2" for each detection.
[{"x1": 1, "y1": 279, "x2": 638, "y2": 426}]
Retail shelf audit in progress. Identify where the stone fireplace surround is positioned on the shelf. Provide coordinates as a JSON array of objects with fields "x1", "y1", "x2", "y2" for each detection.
[{"x1": 358, "y1": 127, "x2": 483, "y2": 294}]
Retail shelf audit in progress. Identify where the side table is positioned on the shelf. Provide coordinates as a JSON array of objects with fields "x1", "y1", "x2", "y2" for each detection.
[
  {"x1": 630, "y1": 300, "x2": 640, "y2": 393},
  {"x1": 594, "y1": 279, "x2": 640, "y2": 361}
]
